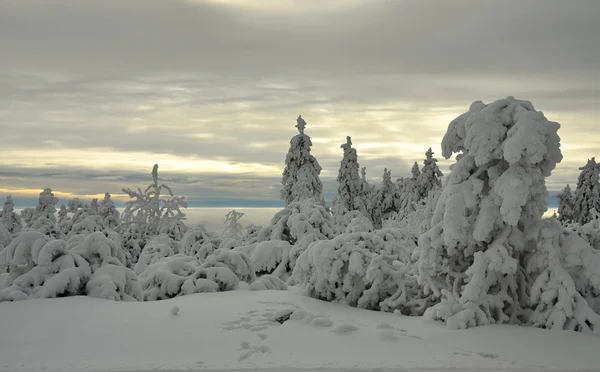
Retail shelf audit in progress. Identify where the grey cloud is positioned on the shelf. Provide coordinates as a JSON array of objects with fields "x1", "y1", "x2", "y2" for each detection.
[
  {"x1": 1, "y1": 0, "x2": 599, "y2": 77},
  {"x1": 1, "y1": 0, "x2": 598, "y2": 201}
]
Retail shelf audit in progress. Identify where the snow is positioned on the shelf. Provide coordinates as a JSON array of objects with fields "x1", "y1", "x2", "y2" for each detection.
[{"x1": 1, "y1": 288, "x2": 599, "y2": 372}]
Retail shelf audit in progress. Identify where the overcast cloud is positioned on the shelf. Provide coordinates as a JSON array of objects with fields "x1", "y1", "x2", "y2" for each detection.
[{"x1": 1, "y1": 0, "x2": 599, "y2": 206}]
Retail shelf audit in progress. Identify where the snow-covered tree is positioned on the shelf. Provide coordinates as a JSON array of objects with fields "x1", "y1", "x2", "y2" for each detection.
[
  {"x1": 293, "y1": 232, "x2": 421, "y2": 312},
  {"x1": 122, "y1": 223, "x2": 144, "y2": 265},
  {"x1": 557, "y1": 184, "x2": 575, "y2": 224},
  {"x1": 416, "y1": 148, "x2": 443, "y2": 200},
  {"x1": 333, "y1": 136, "x2": 362, "y2": 217},
  {"x1": 67, "y1": 198, "x2": 98, "y2": 228},
  {"x1": 0, "y1": 195, "x2": 22, "y2": 234},
  {"x1": 0, "y1": 231, "x2": 141, "y2": 302},
  {"x1": 411, "y1": 162, "x2": 421, "y2": 180},
  {"x1": 222, "y1": 210, "x2": 245, "y2": 240},
  {"x1": 356, "y1": 167, "x2": 373, "y2": 218},
  {"x1": 90, "y1": 198, "x2": 100, "y2": 214},
  {"x1": 414, "y1": 97, "x2": 600, "y2": 334},
  {"x1": 121, "y1": 164, "x2": 187, "y2": 240},
  {"x1": 98, "y1": 193, "x2": 120, "y2": 229},
  {"x1": 280, "y1": 116, "x2": 323, "y2": 206},
  {"x1": 22, "y1": 188, "x2": 62, "y2": 239},
  {"x1": 573, "y1": 158, "x2": 600, "y2": 225},
  {"x1": 57, "y1": 204, "x2": 72, "y2": 235},
  {"x1": 370, "y1": 168, "x2": 401, "y2": 229},
  {"x1": 138, "y1": 249, "x2": 253, "y2": 301}
]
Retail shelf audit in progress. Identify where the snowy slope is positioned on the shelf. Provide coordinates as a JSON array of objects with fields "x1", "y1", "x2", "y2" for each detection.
[{"x1": 1, "y1": 287, "x2": 599, "y2": 372}]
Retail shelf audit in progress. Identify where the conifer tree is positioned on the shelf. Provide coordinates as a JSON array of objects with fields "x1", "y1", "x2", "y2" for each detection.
[
  {"x1": 416, "y1": 148, "x2": 443, "y2": 200},
  {"x1": 371, "y1": 168, "x2": 401, "y2": 228},
  {"x1": 0, "y1": 195, "x2": 22, "y2": 234},
  {"x1": 280, "y1": 116, "x2": 323, "y2": 206},
  {"x1": 335, "y1": 136, "x2": 362, "y2": 213},
  {"x1": 556, "y1": 184, "x2": 575, "y2": 223},
  {"x1": 572, "y1": 158, "x2": 600, "y2": 225}
]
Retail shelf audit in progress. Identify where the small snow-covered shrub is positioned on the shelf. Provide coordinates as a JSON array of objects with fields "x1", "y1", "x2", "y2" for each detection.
[
  {"x1": 566, "y1": 209, "x2": 600, "y2": 251},
  {"x1": 234, "y1": 240, "x2": 291, "y2": 280},
  {"x1": 257, "y1": 199, "x2": 335, "y2": 245},
  {"x1": 139, "y1": 255, "x2": 216, "y2": 300},
  {"x1": 0, "y1": 231, "x2": 142, "y2": 302},
  {"x1": 158, "y1": 219, "x2": 188, "y2": 241},
  {"x1": 86, "y1": 264, "x2": 143, "y2": 301},
  {"x1": 526, "y1": 219, "x2": 600, "y2": 334},
  {"x1": 0, "y1": 224, "x2": 12, "y2": 250},
  {"x1": 134, "y1": 240, "x2": 176, "y2": 275},
  {"x1": 0, "y1": 238, "x2": 90, "y2": 301},
  {"x1": 202, "y1": 249, "x2": 255, "y2": 283},
  {"x1": 182, "y1": 226, "x2": 221, "y2": 256},
  {"x1": 374, "y1": 228, "x2": 418, "y2": 263},
  {"x1": 243, "y1": 223, "x2": 262, "y2": 244},
  {"x1": 248, "y1": 275, "x2": 288, "y2": 291},
  {"x1": 194, "y1": 242, "x2": 218, "y2": 261},
  {"x1": 69, "y1": 215, "x2": 104, "y2": 238},
  {"x1": 122, "y1": 223, "x2": 144, "y2": 265},
  {"x1": 219, "y1": 238, "x2": 243, "y2": 250},
  {"x1": 293, "y1": 231, "x2": 423, "y2": 313},
  {"x1": 71, "y1": 232, "x2": 128, "y2": 269},
  {"x1": 138, "y1": 253, "x2": 245, "y2": 301},
  {"x1": 293, "y1": 232, "x2": 384, "y2": 306}
]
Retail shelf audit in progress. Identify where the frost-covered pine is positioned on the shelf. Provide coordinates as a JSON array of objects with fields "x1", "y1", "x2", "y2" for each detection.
[
  {"x1": 334, "y1": 136, "x2": 363, "y2": 215},
  {"x1": 57, "y1": 204, "x2": 73, "y2": 235},
  {"x1": 122, "y1": 164, "x2": 187, "y2": 240},
  {"x1": 98, "y1": 193, "x2": 120, "y2": 229},
  {"x1": 526, "y1": 218, "x2": 600, "y2": 334},
  {"x1": 370, "y1": 168, "x2": 401, "y2": 229},
  {"x1": 573, "y1": 158, "x2": 600, "y2": 225},
  {"x1": 257, "y1": 199, "x2": 336, "y2": 275},
  {"x1": 280, "y1": 116, "x2": 323, "y2": 206},
  {"x1": 222, "y1": 210, "x2": 245, "y2": 240},
  {"x1": 122, "y1": 223, "x2": 144, "y2": 265},
  {"x1": 418, "y1": 97, "x2": 572, "y2": 331},
  {"x1": 23, "y1": 189, "x2": 62, "y2": 239},
  {"x1": 67, "y1": 198, "x2": 98, "y2": 229},
  {"x1": 356, "y1": 167, "x2": 373, "y2": 219},
  {"x1": 416, "y1": 148, "x2": 443, "y2": 200},
  {"x1": 69, "y1": 215, "x2": 104, "y2": 238},
  {"x1": 411, "y1": 162, "x2": 420, "y2": 180},
  {"x1": 0, "y1": 195, "x2": 22, "y2": 234},
  {"x1": 557, "y1": 184, "x2": 575, "y2": 224},
  {"x1": 90, "y1": 198, "x2": 100, "y2": 214}
]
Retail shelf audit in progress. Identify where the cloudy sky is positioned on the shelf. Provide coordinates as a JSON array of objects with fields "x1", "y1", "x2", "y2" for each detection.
[{"x1": 1, "y1": 0, "x2": 599, "y2": 207}]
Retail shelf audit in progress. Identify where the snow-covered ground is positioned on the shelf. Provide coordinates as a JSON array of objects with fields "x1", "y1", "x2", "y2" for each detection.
[{"x1": 1, "y1": 287, "x2": 599, "y2": 372}]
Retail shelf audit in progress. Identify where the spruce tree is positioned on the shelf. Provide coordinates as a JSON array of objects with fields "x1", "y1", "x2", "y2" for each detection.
[
  {"x1": 0, "y1": 195, "x2": 22, "y2": 234},
  {"x1": 411, "y1": 162, "x2": 421, "y2": 180},
  {"x1": 280, "y1": 115, "x2": 323, "y2": 206},
  {"x1": 556, "y1": 184, "x2": 575, "y2": 223},
  {"x1": 416, "y1": 147, "x2": 443, "y2": 200},
  {"x1": 336, "y1": 136, "x2": 362, "y2": 213},
  {"x1": 371, "y1": 168, "x2": 401, "y2": 228},
  {"x1": 573, "y1": 157, "x2": 600, "y2": 225}
]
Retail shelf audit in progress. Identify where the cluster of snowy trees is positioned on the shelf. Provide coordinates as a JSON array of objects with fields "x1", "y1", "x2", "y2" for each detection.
[{"x1": 1, "y1": 98, "x2": 600, "y2": 337}]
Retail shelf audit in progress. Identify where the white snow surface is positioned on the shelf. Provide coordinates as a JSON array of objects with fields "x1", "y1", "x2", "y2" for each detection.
[{"x1": 1, "y1": 288, "x2": 599, "y2": 372}]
